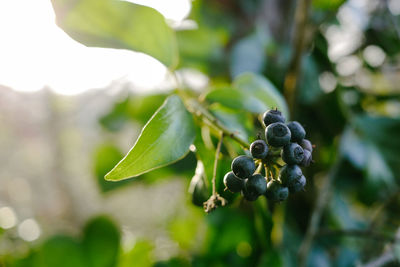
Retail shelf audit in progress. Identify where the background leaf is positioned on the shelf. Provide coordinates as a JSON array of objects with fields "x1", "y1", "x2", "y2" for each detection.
[
  {"x1": 51, "y1": 0, "x2": 178, "y2": 68},
  {"x1": 105, "y1": 95, "x2": 196, "y2": 181},
  {"x1": 205, "y1": 86, "x2": 268, "y2": 114},
  {"x1": 233, "y1": 72, "x2": 289, "y2": 118},
  {"x1": 83, "y1": 216, "x2": 121, "y2": 267},
  {"x1": 36, "y1": 236, "x2": 87, "y2": 267}
]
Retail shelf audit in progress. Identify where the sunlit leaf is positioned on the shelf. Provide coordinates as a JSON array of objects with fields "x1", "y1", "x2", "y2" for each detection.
[
  {"x1": 205, "y1": 87, "x2": 268, "y2": 114},
  {"x1": 118, "y1": 240, "x2": 154, "y2": 267},
  {"x1": 51, "y1": 0, "x2": 178, "y2": 68},
  {"x1": 233, "y1": 72, "x2": 289, "y2": 118},
  {"x1": 105, "y1": 95, "x2": 196, "y2": 180}
]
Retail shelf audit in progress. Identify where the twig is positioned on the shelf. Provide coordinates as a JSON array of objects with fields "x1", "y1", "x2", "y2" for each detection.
[
  {"x1": 188, "y1": 98, "x2": 250, "y2": 148},
  {"x1": 283, "y1": 0, "x2": 312, "y2": 117},
  {"x1": 203, "y1": 132, "x2": 227, "y2": 213},
  {"x1": 359, "y1": 227, "x2": 400, "y2": 267},
  {"x1": 317, "y1": 228, "x2": 397, "y2": 243},
  {"x1": 368, "y1": 189, "x2": 400, "y2": 230},
  {"x1": 171, "y1": 71, "x2": 250, "y2": 149},
  {"x1": 298, "y1": 158, "x2": 341, "y2": 267},
  {"x1": 360, "y1": 251, "x2": 396, "y2": 267},
  {"x1": 212, "y1": 133, "x2": 223, "y2": 196}
]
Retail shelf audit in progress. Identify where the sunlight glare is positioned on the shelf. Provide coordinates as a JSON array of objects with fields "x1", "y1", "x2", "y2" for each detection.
[{"x1": 0, "y1": 0, "x2": 189, "y2": 95}]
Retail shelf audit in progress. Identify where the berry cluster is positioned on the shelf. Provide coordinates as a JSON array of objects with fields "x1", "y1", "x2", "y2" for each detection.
[{"x1": 223, "y1": 109, "x2": 313, "y2": 202}]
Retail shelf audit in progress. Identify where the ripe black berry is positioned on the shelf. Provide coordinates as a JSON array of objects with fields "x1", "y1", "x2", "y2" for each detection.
[
  {"x1": 241, "y1": 186, "x2": 259, "y2": 201},
  {"x1": 266, "y1": 122, "x2": 291, "y2": 147},
  {"x1": 282, "y1": 143, "x2": 304, "y2": 164},
  {"x1": 223, "y1": 171, "x2": 244, "y2": 193},
  {"x1": 289, "y1": 175, "x2": 306, "y2": 193},
  {"x1": 279, "y1": 164, "x2": 302, "y2": 187},
  {"x1": 287, "y1": 121, "x2": 306, "y2": 143},
  {"x1": 250, "y1": 140, "x2": 269, "y2": 159},
  {"x1": 262, "y1": 109, "x2": 285, "y2": 127},
  {"x1": 300, "y1": 139, "x2": 313, "y2": 152},
  {"x1": 245, "y1": 174, "x2": 267, "y2": 196},
  {"x1": 265, "y1": 180, "x2": 289, "y2": 202},
  {"x1": 231, "y1": 155, "x2": 256, "y2": 179},
  {"x1": 299, "y1": 149, "x2": 312, "y2": 167}
]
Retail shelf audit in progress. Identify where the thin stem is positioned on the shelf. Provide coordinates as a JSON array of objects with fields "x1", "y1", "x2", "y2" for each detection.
[
  {"x1": 255, "y1": 162, "x2": 263, "y2": 174},
  {"x1": 298, "y1": 158, "x2": 341, "y2": 267},
  {"x1": 203, "y1": 132, "x2": 227, "y2": 213},
  {"x1": 187, "y1": 98, "x2": 250, "y2": 148},
  {"x1": 171, "y1": 71, "x2": 250, "y2": 149},
  {"x1": 212, "y1": 132, "x2": 224, "y2": 195},
  {"x1": 283, "y1": 0, "x2": 312, "y2": 117}
]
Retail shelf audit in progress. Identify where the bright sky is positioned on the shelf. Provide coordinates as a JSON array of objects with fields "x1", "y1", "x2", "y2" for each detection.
[{"x1": 0, "y1": 0, "x2": 191, "y2": 95}]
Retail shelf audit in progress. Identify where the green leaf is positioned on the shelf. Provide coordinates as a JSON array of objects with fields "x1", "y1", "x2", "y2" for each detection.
[
  {"x1": 93, "y1": 143, "x2": 133, "y2": 193},
  {"x1": 313, "y1": 0, "x2": 346, "y2": 10},
  {"x1": 233, "y1": 73, "x2": 289, "y2": 118},
  {"x1": 36, "y1": 236, "x2": 87, "y2": 267},
  {"x1": 83, "y1": 216, "x2": 120, "y2": 267},
  {"x1": 105, "y1": 95, "x2": 196, "y2": 181},
  {"x1": 205, "y1": 87, "x2": 268, "y2": 114},
  {"x1": 208, "y1": 104, "x2": 253, "y2": 143},
  {"x1": 118, "y1": 240, "x2": 154, "y2": 267},
  {"x1": 230, "y1": 28, "x2": 270, "y2": 78},
  {"x1": 51, "y1": 0, "x2": 178, "y2": 68}
]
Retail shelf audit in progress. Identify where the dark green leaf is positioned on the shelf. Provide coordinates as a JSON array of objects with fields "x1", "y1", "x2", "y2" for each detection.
[
  {"x1": 83, "y1": 216, "x2": 120, "y2": 267},
  {"x1": 233, "y1": 73, "x2": 289, "y2": 118},
  {"x1": 51, "y1": 0, "x2": 178, "y2": 68},
  {"x1": 93, "y1": 143, "x2": 133, "y2": 193},
  {"x1": 105, "y1": 95, "x2": 196, "y2": 180},
  {"x1": 36, "y1": 236, "x2": 87, "y2": 267}
]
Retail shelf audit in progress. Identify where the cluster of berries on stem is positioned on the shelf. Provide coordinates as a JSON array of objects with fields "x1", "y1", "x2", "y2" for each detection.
[{"x1": 223, "y1": 108, "x2": 314, "y2": 202}]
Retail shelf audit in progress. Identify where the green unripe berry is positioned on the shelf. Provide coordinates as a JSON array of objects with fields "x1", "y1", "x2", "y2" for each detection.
[
  {"x1": 287, "y1": 121, "x2": 306, "y2": 143},
  {"x1": 250, "y1": 140, "x2": 269, "y2": 159},
  {"x1": 279, "y1": 164, "x2": 302, "y2": 187},
  {"x1": 223, "y1": 171, "x2": 244, "y2": 193},
  {"x1": 300, "y1": 139, "x2": 313, "y2": 152},
  {"x1": 299, "y1": 149, "x2": 312, "y2": 167},
  {"x1": 289, "y1": 175, "x2": 306, "y2": 193},
  {"x1": 282, "y1": 143, "x2": 304, "y2": 165},
  {"x1": 266, "y1": 122, "x2": 291, "y2": 147},
  {"x1": 231, "y1": 155, "x2": 256, "y2": 179},
  {"x1": 265, "y1": 180, "x2": 289, "y2": 202},
  {"x1": 262, "y1": 109, "x2": 285, "y2": 127},
  {"x1": 245, "y1": 174, "x2": 267, "y2": 196}
]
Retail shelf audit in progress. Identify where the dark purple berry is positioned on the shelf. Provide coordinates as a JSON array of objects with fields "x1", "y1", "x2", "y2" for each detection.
[
  {"x1": 265, "y1": 180, "x2": 289, "y2": 202},
  {"x1": 250, "y1": 140, "x2": 269, "y2": 159},
  {"x1": 262, "y1": 109, "x2": 285, "y2": 127},
  {"x1": 266, "y1": 122, "x2": 291, "y2": 147},
  {"x1": 282, "y1": 143, "x2": 304, "y2": 165},
  {"x1": 287, "y1": 121, "x2": 306, "y2": 143},
  {"x1": 231, "y1": 155, "x2": 256, "y2": 179},
  {"x1": 223, "y1": 171, "x2": 244, "y2": 193},
  {"x1": 279, "y1": 164, "x2": 302, "y2": 187}
]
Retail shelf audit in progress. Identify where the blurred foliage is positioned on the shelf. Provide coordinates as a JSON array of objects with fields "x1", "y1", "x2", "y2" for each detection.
[{"x1": 3, "y1": 0, "x2": 400, "y2": 266}]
